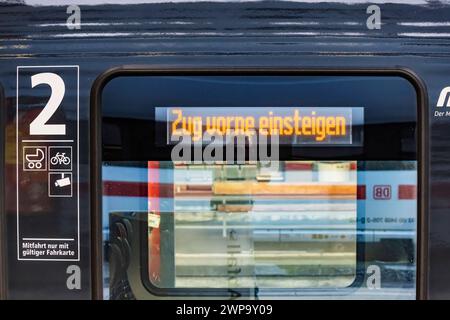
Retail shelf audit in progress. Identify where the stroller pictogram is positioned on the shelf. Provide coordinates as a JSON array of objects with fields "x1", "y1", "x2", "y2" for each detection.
[{"x1": 25, "y1": 148, "x2": 45, "y2": 169}]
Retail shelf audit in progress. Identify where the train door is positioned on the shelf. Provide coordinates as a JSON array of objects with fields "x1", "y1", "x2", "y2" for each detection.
[{"x1": 92, "y1": 69, "x2": 427, "y2": 300}]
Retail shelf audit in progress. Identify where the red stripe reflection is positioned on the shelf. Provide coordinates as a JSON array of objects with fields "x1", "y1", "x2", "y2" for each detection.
[
  {"x1": 103, "y1": 181, "x2": 415, "y2": 200},
  {"x1": 398, "y1": 185, "x2": 417, "y2": 200}
]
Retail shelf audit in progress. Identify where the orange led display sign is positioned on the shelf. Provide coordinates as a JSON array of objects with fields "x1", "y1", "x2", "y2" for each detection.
[{"x1": 159, "y1": 107, "x2": 363, "y2": 145}]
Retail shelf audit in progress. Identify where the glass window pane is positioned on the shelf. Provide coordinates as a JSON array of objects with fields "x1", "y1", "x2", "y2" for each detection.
[{"x1": 147, "y1": 161, "x2": 357, "y2": 289}]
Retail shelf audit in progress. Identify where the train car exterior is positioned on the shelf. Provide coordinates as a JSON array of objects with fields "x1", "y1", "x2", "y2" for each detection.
[{"x1": 1, "y1": 0, "x2": 450, "y2": 301}]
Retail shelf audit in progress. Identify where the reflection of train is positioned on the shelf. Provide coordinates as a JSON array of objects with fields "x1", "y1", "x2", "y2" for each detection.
[
  {"x1": 103, "y1": 161, "x2": 416, "y2": 246},
  {"x1": 102, "y1": 160, "x2": 417, "y2": 298}
]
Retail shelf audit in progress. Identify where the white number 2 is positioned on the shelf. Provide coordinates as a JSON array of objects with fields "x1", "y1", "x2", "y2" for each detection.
[{"x1": 30, "y1": 72, "x2": 66, "y2": 135}]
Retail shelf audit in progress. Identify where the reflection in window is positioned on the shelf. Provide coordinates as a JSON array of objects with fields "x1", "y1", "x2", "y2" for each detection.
[{"x1": 147, "y1": 161, "x2": 357, "y2": 289}]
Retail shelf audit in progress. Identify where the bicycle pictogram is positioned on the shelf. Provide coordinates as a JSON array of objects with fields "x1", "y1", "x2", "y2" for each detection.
[
  {"x1": 48, "y1": 146, "x2": 72, "y2": 171},
  {"x1": 50, "y1": 152, "x2": 71, "y2": 166}
]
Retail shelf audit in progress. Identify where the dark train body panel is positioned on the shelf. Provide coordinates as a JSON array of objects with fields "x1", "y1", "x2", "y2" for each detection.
[{"x1": 0, "y1": 0, "x2": 449, "y2": 300}]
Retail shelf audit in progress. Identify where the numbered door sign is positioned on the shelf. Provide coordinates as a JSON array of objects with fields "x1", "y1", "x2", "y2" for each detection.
[{"x1": 16, "y1": 66, "x2": 79, "y2": 261}]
